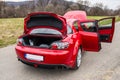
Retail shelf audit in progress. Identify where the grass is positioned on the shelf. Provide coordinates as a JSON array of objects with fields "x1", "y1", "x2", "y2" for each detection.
[
  {"x1": 0, "y1": 16, "x2": 120, "y2": 48},
  {"x1": 0, "y1": 18, "x2": 23, "y2": 47},
  {"x1": 88, "y1": 16, "x2": 120, "y2": 25},
  {"x1": 87, "y1": 16, "x2": 109, "y2": 20}
]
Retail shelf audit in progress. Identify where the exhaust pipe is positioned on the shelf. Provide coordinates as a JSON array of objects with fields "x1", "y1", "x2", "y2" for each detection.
[{"x1": 34, "y1": 64, "x2": 38, "y2": 68}]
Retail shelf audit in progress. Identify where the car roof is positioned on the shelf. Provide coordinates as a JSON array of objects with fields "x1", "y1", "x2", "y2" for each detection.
[{"x1": 64, "y1": 10, "x2": 87, "y2": 20}]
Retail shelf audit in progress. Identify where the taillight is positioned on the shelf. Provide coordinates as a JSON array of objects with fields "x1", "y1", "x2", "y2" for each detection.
[
  {"x1": 17, "y1": 38, "x2": 23, "y2": 46},
  {"x1": 51, "y1": 41, "x2": 69, "y2": 49}
]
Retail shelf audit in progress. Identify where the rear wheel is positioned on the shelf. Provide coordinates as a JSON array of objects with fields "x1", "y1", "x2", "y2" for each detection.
[{"x1": 72, "y1": 48, "x2": 82, "y2": 70}]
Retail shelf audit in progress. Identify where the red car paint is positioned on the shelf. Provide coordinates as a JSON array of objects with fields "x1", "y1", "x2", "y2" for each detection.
[
  {"x1": 64, "y1": 10, "x2": 87, "y2": 20},
  {"x1": 15, "y1": 11, "x2": 115, "y2": 69},
  {"x1": 24, "y1": 12, "x2": 67, "y2": 36}
]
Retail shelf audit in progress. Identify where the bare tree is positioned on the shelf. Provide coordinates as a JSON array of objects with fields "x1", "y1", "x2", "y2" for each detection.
[
  {"x1": 88, "y1": 3, "x2": 105, "y2": 16},
  {"x1": 35, "y1": 0, "x2": 49, "y2": 11},
  {"x1": 0, "y1": 1, "x2": 6, "y2": 17},
  {"x1": 4, "y1": 5, "x2": 15, "y2": 17},
  {"x1": 0, "y1": 0, "x2": 119, "y2": 18},
  {"x1": 94, "y1": 3, "x2": 104, "y2": 9},
  {"x1": 89, "y1": 7, "x2": 104, "y2": 16},
  {"x1": 70, "y1": 3, "x2": 79, "y2": 10},
  {"x1": 77, "y1": 0, "x2": 84, "y2": 5},
  {"x1": 115, "y1": 5, "x2": 120, "y2": 16},
  {"x1": 45, "y1": 3, "x2": 54, "y2": 12},
  {"x1": 55, "y1": 4, "x2": 65, "y2": 15},
  {"x1": 83, "y1": 0, "x2": 90, "y2": 6}
]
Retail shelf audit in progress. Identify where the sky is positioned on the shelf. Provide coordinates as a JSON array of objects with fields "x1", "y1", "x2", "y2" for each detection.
[
  {"x1": 67, "y1": 0, "x2": 120, "y2": 10},
  {"x1": 2, "y1": 0, "x2": 29, "y2": 2},
  {"x1": 3, "y1": 0, "x2": 120, "y2": 10}
]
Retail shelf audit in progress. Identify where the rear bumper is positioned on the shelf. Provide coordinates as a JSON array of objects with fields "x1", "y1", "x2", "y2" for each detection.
[
  {"x1": 15, "y1": 46, "x2": 75, "y2": 68},
  {"x1": 18, "y1": 58, "x2": 69, "y2": 69}
]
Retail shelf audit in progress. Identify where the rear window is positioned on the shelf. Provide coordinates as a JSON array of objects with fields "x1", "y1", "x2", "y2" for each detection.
[
  {"x1": 67, "y1": 25, "x2": 72, "y2": 34},
  {"x1": 27, "y1": 14, "x2": 63, "y2": 30},
  {"x1": 30, "y1": 28, "x2": 62, "y2": 35}
]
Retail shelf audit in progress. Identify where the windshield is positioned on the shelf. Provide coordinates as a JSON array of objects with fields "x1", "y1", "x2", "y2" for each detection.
[
  {"x1": 30, "y1": 28, "x2": 62, "y2": 35},
  {"x1": 67, "y1": 25, "x2": 72, "y2": 34}
]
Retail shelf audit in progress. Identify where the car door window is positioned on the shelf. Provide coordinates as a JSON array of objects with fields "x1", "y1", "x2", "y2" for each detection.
[
  {"x1": 80, "y1": 22, "x2": 97, "y2": 32},
  {"x1": 98, "y1": 18, "x2": 112, "y2": 29}
]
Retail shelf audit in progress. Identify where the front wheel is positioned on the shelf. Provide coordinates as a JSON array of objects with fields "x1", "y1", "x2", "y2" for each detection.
[{"x1": 72, "y1": 48, "x2": 82, "y2": 70}]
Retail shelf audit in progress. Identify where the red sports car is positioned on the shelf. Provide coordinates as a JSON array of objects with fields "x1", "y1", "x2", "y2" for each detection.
[{"x1": 15, "y1": 11, "x2": 115, "y2": 69}]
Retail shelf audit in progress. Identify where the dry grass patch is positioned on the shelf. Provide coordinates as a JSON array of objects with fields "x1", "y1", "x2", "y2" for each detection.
[{"x1": 0, "y1": 18, "x2": 23, "y2": 47}]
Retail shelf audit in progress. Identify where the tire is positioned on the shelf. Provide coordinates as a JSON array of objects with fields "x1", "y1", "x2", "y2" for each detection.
[{"x1": 72, "y1": 48, "x2": 82, "y2": 70}]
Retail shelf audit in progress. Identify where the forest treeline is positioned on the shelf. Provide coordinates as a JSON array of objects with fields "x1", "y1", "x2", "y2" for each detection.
[{"x1": 0, "y1": 0, "x2": 120, "y2": 18}]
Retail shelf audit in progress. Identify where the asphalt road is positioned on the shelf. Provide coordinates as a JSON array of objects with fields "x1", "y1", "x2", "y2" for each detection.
[{"x1": 0, "y1": 22, "x2": 120, "y2": 80}]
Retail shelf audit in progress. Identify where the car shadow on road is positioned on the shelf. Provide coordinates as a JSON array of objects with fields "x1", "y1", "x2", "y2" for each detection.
[{"x1": 19, "y1": 64, "x2": 80, "y2": 79}]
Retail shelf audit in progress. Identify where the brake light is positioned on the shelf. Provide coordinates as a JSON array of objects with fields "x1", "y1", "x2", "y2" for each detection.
[
  {"x1": 17, "y1": 38, "x2": 23, "y2": 46},
  {"x1": 51, "y1": 42, "x2": 69, "y2": 49}
]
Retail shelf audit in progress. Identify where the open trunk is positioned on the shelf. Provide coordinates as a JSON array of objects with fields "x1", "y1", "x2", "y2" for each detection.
[
  {"x1": 24, "y1": 12, "x2": 67, "y2": 36},
  {"x1": 22, "y1": 35, "x2": 62, "y2": 48}
]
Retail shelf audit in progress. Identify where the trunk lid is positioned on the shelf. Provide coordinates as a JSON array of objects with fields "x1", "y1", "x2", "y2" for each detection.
[{"x1": 24, "y1": 12, "x2": 67, "y2": 36}]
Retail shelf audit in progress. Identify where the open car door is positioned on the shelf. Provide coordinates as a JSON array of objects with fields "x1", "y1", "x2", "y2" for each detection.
[
  {"x1": 78, "y1": 21, "x2": 101, "y2": 52},
  {"x1": 79, "y1": 31, "x2": 101, "y2": 52},
  {"x1": 98, "y1": 17, "x2": 115, "y2": 42}
]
